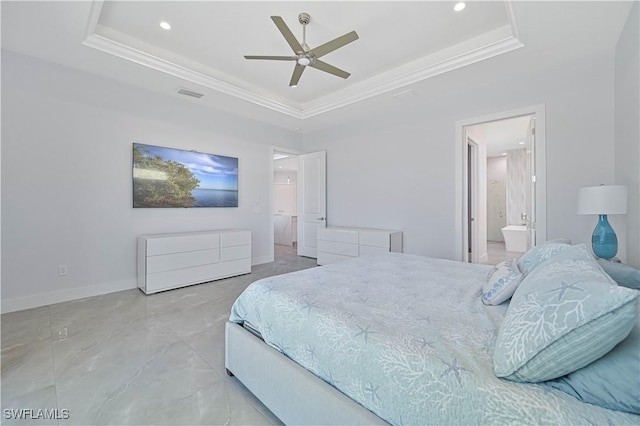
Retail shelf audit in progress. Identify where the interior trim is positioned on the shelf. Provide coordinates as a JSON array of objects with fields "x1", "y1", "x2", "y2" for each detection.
[
  {"x1": 454, "y1": 104, "x2": 547, "y2": 263},
  {"x1": 82, "y1": 0, "x2": 524, "y2": 120}
]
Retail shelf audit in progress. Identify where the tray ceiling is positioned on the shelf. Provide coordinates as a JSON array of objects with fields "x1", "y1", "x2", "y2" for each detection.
[
  {"x1": 83, "y1": 1, "x2": 522, "y2": 119},
  {"x1": 2, "y1": 1, "x2": 634, "y2": 131}
]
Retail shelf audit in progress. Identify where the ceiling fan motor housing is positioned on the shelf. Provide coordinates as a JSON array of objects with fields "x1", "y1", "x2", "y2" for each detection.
[{"x1": 298, "y1": 13, "x2": 310, "y2": 25}]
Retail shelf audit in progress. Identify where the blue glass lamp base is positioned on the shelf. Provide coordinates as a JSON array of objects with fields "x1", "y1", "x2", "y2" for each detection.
[{"x1": 592, "y1": 214, "x2": 618, "y2": 260}]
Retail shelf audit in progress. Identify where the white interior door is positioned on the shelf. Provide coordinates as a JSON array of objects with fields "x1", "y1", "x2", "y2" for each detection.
[
  {"x1": 297, "y1": 151, "x2": 327, "y2": 258},
  {"x1": 467, "y1": 138, "x2": 483, "y2": 263}
]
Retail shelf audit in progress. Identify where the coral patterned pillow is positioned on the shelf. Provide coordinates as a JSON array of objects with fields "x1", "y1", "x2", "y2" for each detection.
[
  {"x1": 482, "y1": 259, "x2": 523, "y2": 305},
  {"x1": 494, "y1": 245, "x2": 638, "y2": 383}
]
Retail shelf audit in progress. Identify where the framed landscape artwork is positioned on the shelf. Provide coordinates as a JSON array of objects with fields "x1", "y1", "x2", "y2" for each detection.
[{"x1": 133, "y1": 143, "x2": 238, "y2": 208}]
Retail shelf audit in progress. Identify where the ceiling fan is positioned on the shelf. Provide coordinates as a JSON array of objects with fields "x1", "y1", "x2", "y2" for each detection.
[{"x1": 244, "y1": 13, "x2": 359, "y2": 87}]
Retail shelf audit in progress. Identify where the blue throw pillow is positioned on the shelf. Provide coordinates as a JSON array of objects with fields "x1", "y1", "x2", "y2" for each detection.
[
  {"x1": 517, "y1": 241, "x2": 571, "y2": 275},
  {"x1": 494, "y1": 244, "x2": 639, "y2": 382},
  {"x1": 482, "y1": 259, "x2": 524, "y2": 305},
  {"x1": 546, "y1": 297, "x2": 640, "y2": 414},
  {"x1": 597, "y1": 260, "x2": 640, "y2": 289}
]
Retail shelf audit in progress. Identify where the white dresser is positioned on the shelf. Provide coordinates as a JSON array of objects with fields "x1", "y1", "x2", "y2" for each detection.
[
  {"x1": 137, "y1": 229, "x2": 251, "y2": 294},
  {"x1": 317, "y1": 227, "x2": 402, "y2": 265}
]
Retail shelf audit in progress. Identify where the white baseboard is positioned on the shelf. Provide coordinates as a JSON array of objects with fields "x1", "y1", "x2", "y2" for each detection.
[
  {"x1": 1, "y1": 279, "x2": 137, "y2": 314},
  {"x1": 2, "y1": 256, "x2": 279, "y2": 314}
]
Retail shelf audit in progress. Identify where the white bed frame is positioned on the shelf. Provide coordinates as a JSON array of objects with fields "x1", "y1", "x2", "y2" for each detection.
[{"x1": 225, "y1": 321, "x2": 387, "y2": 425}]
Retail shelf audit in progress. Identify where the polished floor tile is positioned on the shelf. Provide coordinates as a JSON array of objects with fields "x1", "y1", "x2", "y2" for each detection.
[
  {"x1": 1, "y1": 247, "x2": 317, "y2": 425},
  {"x1": 482, "y1": 241, "x2": 524, "y2": 265}
]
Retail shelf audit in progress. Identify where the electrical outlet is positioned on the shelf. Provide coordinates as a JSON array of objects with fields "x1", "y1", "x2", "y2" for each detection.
[{"x1": 58, "y1": 264, "x2": 68, "y2": 276}]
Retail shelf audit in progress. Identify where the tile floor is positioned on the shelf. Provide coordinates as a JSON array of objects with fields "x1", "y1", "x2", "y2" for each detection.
[
  {"x1": 482, "y1": 241, "x2": 524, "y2": 265},
  {"x1": 1, "y1": 244, "x2": 316, "y2": 426}
]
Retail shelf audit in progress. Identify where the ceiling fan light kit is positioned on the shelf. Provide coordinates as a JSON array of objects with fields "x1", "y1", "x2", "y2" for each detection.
[{"x1": 244, "y1": 13, "x2": 359, "y2": 87}]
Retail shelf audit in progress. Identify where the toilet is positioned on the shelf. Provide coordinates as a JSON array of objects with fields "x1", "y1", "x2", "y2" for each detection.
[{"x1": 501, "y1": 225, "x2": 528, "y2": 253}]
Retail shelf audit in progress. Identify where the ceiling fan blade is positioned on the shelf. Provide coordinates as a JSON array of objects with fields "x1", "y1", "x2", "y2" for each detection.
[
  {"x1": 308, "y1": 31, "x2": 359, "y2": 59},
  {"x1": 271, "y1": 16, "x2": 304, "y2": 54},
  {"x1": 244, "y1": 55, "x2": 297, "y2": 61},
  {"x1": 309, "y1": 60, "x2": 350, "y2": 79},
  {"x1": 289, "y1": 64, "x2": 305, "y2": 87}
]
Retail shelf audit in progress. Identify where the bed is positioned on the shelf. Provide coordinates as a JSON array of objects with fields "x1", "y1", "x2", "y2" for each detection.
[{"x1": 225, "y1": 250, "x2": 640, "y2": 425}]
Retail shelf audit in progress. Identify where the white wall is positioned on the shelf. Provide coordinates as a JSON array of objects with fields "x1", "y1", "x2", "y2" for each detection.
[
  {"x1": 615, "y1": 2, "x2": 640, "y2": 268},
  {"x1": 303, "y1": 49, "x2": 619, "y2": 259},
  {"x1": 487, "y1": 156, "x2": 507, "y2": 242},
  {"x1": 506, "y1": 148, "x2": 528, "y2": 226},
  {"x1": 1, "y1": 51, "x2": 301, "y2": 312}
]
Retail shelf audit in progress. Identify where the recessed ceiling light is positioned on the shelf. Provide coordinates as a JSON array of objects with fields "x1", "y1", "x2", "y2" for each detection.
[
  {"x1": 519, "y1": 141, "x2": 525, "y2": 145},
  {"x1": 502, "y1": 152, "x2": 507, "y2": 156},
  {"x1": 160, "y1": 21, "x2": 171, "y2": 30},
  {"x1": 454, "y1": 2, "x2": 466, "y2": 12}
]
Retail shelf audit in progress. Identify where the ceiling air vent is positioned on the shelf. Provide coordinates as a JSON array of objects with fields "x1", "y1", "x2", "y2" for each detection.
[
  {"x1": 176, "y1": 88, "x2": 204, "y2": 98},
  {"x1": 392, "y1": 89, "x2": 415, "y2": 102}
]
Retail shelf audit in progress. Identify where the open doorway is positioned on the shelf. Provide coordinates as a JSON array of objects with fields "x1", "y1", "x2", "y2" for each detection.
[
  {"x1": 273, "y1": 150, "x2": 299, "y2": 260},
  {"x1": 270, "y1": 147, "x2": 327, "y2": 263},
  {"x1": 455, "y1": 105, "x2": 547, "y2": 264},
  {"x1": 467, "y1": 115, "x2": 534, "y2": 264}
]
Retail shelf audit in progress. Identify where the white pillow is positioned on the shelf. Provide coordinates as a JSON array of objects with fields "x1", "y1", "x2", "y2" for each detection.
[{"x1": 482, "y1": 258, "x2": 524, "y2": 305}]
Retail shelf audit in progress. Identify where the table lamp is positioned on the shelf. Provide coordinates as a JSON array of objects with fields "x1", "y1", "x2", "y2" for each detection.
[{"x1": 577, "y1": 185, "x2": 627, "y2": 259}]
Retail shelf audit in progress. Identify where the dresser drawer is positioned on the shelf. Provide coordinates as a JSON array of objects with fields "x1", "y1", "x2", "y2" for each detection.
[
  {"x1": 147, "y1": 262, "x2": 227, "y2": 292},
  {"x1": 221, "y1": 244, "x2": 251, "y2": 262},
  {"x1": 359, "y1": 231, "x2": 391, "y2": 248},
  {"x1": 147, "y1": 248, "x2": 220, "y2": 273},
  {"x1": 217, "y1": 258, "x2": 251, "y2": 277},
  {"x1": 146, "y1": 233, "x2": 219, "y2": 255},
  {"x1": 318, "y1": 240, "x2": 359, "y2": 257},
  {"x1": 318, "y1": 228, "x2": 359, "y2": 244},
  {"x1": 221, "y1": 231, "x2": 251, "y2": 247},
  {"x1": 359, "y1": 245, "x2": 389, "y2": 257}
]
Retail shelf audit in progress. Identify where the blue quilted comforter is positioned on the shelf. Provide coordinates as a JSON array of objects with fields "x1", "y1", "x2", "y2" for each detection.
[{"x1": 230, "y1": 253, "x2": 640, "y2": 425}]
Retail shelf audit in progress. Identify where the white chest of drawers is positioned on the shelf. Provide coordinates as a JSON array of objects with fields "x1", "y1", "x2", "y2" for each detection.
[
  {"x1": 317, "y1": 227, "x2": 402, "y2": 265},
  {"x1": 137, "y1": 229, "x2": 251, "y2": 294}
]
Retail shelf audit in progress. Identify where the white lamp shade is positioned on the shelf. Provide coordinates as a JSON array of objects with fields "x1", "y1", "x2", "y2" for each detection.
[{"x1": 577, "y1": 185, "x2": 628, "y2": 215}]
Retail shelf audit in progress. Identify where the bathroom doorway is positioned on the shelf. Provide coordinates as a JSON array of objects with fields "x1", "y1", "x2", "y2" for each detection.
[
  {"x1": 455, "y1": 105, "x2": 547, "y2": 264},
  {"x1": 273, "y1": 150, "x2": 299, "y2": 259}
]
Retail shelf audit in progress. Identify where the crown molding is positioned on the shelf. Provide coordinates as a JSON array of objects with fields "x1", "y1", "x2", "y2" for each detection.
[
  {"x1": 301, "y1": 27, "x2": 523, "y2": 119},
  {"x1": 82, "y1": 32, "x2": 304, "y2": 119},
  {"x1": 82, "y1": 0, "x2": 523, "y2": 121}
]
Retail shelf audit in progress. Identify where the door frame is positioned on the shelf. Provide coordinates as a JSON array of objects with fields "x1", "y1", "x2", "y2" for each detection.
[
  {"x1": 454, "y1": 104, "x2": 547, "y2": 263},
  {"x1": 466, "y1": 137, "x2": 483, "y2": 263},
  {"x1": 270, "y1": 145, "x2": 301, "y2": 262}
]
